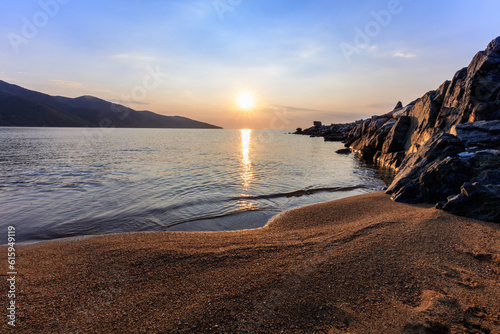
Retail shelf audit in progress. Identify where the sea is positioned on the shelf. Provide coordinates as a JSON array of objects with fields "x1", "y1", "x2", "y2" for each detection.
[{"x1": 0, "y1": 128, "x2": 393, "y2": 244}]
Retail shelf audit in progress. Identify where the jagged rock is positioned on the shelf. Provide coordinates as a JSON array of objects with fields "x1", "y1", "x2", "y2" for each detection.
[
  {"x1": 451, "y1": 120, "x2": 500, "y2": 150},
  {"x1": 474, "y1": 168, "x2": 500, "y2": 184},
  {"x1": 374, "y1": 151, "x2": 406, "y2": 170},
  {"x1": 440, "y1": 36, "x2": 500, "y2": 125},
  {"x1": 439, "y1": 153, "x2": 500, "y2": 223},
  {"x1": 344, "y1": 121, "x2": 364, "y2": 147},
  {"x1": 388, "y1": 184, "x2": 422, "y2": 204},
  {"x1": 358, "y1": 37, "x2": 500, "y2": 222},
  {"x1": 386, "y1": 134, "x2": 466, "y2": 202},
  {"x1": 374, "y1": 117, "x2": 390, "y2": 129},
  {"x1": 407, "y1": 84, "x2": 449, "y2": 154},
  {"x1": 418, "y1": 157, "x2": 473, "y2": 203},
  {"x1": 349, "y1": 118, "x2": 395, "y2": 160},
  {"x1": 393, "y1": 101, "x2": 403, "y2": 110},
  {"x1": 390, "y1": 148, "x2": 500, "y2": 222},
  {"x1": 297, "y1": 37, "x2": 500, "y2": 222},
  {"x1": 294, "y1": 122, "x2": 356, "y2": 142},
  {"x1": 324, "y1": 133, "x2": 346, "y2": 141},
  {"x1": 335, "y1": 148, "x2": 352, "y2": 155},
  {"x1": 392, "y1": 104, "x2": 413, "y2": 119},
  {"x1": 438, "y1": 181, "x2": 500, "y2": 223},
  {"x1": 382, "y1": 116, "x2": 412, "y2": 154}
]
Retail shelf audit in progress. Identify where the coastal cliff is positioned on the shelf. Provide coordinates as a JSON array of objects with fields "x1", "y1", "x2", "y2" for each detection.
[{"x1": 298, "y1": 37, "x2": 500, "y2": 222}]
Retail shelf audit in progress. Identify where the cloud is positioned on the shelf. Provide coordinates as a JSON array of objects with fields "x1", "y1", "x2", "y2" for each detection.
[
  {"x1": 267, "y1": 105, "x2": 369, "y2": 123},
  {"x1": 109, "y1": 99, "x2": 151, "y2": 106},
  {"x1": 265, "y1": 105, "x2": 324, "y2": 113},
  {"x1": 0, "y1": 72, "x2": 16, "y2": 82},
  {"x1": 111, "y1": 54, "x2": 156, "y2": 61},
  {"x1": 359, "y1": 45, "x2": 377, "y2": 51},
  {"x1": 51, "y1": 80, "x2": 84, "y2": 89},
  {"x1": 88, "y1": 88, "x2": 114, "y2": 95},
  {"x1": 393, "y1": 52, "x2": 416, "y2": 58}
]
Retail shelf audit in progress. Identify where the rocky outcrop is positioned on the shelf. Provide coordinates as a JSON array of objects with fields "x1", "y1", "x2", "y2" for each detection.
[
  {"x1": 344, "y1": 103, "x2": 413, "y2": 169},
  {"x1": 343, "y1": 36, "x2": 500, "y2": 222},
  {"x1": 294, "y1": 122, "x2": 356, "y2": 142}
]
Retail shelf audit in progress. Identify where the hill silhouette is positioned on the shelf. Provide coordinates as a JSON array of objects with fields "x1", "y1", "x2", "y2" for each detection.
[{"x1": 0, "y1": 80, "x2": 222, "y2": 129}]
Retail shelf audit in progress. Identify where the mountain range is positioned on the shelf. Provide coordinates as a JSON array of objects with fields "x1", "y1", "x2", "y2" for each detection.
[{"x1": 0, "y1": 80, "x2": 222, "y2": 129}]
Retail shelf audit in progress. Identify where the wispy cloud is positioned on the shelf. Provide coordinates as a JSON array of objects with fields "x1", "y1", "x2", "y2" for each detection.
[
  {"x1": 51, "y1": 80, "x2": 84, "y2": 89},
  {"x1": 111, "y1": 54, "x2": 157, "y2": 61},
  {"x1": 109, "y1": 99, "x2": 151, "y2": 106},
  {"x1": 266, "y1": 105, "x2": 324, "y2": 113},
  {"x1": 269, "y1": 105, "x2": 368, "y2": 121},
  {"x1": 393, "y1": 52, "x2": 416, "y2": 58},
  {"x1": 0, "y1": 72, "x2": 16, "y2": 82},
  {"x1": 359, "y1": 45, "x2": 377, "y2": 51},
  {"x1": 88, "y1": 88, "x2": 114, "y2": 95}
]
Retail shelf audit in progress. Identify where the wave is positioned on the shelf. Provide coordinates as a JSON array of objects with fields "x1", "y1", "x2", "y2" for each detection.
[
  {"x1": 163, "y1": 184, "x2": 368, "y2": 228},
  {"x1": 11, "y1": 184, "x2": 370, "y2": 243},
  {"x1": 164, "y1": 207, "x2": 279, "y2": 229},
  {"x1": 230, "y1": 185, "x2": 367, "y2": 201}
]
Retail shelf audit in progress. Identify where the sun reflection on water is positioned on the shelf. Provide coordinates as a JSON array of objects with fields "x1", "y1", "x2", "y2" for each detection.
[
  {"x1": 238, "y1": 129, "x2": 255, "y2": 211},
  {"x1": 240, "y1": 129, "x2": 253, "y2": 188}
]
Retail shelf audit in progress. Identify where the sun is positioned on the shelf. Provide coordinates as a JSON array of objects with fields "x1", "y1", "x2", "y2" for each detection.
[{"x1": 236, "y1": 91, "x2": 256, "y2": 111}]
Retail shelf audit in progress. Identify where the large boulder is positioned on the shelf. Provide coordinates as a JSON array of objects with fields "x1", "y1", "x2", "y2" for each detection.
[
  {"x1": 438, "y1": 181, "x2": 500, "y2": 223},
  {"x1": 406, "y1": 83, "x2": 449, "y2": 154},
  {"x1": 437, "y1": 152, "x2": 500, "y2": 223},
  {"x1": 386, "y1": 133, "x2": 465, "y2": 203},
  {"x1": 323, "y1": 123, "x2": 357, "y2": 142},
  {"x1": 439, "y1": 36, "x2": 500, "y2": 126},
  {"x1": 382, "y1": 116, "x2": 411, "y2": 154},
  {"x1": 418, "y1": 157, "x2": 473, "y2": 203},
  {"x1": 388, "y1": 144, "x2": 500, "y2": 222},
  {"x1": 348, "y1": 117, "x2": 394, "y2": 161},
  {"x1": 450, "y1": 120, "x2": 500, "y2": 150}
]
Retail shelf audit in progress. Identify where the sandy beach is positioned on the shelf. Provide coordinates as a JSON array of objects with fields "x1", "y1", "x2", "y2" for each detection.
[{"x1": 2, "y1": 192, "x2": 499, "y2": 333}]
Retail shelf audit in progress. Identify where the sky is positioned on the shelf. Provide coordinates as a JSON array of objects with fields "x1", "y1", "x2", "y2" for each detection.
[{"x1": 0, "y1": 0, "x2": 499, "y2": 129}]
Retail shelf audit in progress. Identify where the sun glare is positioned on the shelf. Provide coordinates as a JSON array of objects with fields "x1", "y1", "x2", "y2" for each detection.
[{"x1": 236, "y1": 92, "x2": 256, "y2": 111}]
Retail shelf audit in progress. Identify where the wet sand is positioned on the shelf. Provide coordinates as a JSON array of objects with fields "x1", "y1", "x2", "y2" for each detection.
[{"x1": 2, "y1": 192, "x2": 499, "y2": 333}]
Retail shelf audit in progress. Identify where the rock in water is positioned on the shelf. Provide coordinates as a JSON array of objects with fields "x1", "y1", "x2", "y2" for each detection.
[{"x1": 335, "y1": 148, "x2": 352, "y2": 155}]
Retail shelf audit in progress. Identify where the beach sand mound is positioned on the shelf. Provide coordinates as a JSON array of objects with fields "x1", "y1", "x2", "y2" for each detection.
[{"x1": 3, "y1": 192, "x2": 499, "y2": 333}]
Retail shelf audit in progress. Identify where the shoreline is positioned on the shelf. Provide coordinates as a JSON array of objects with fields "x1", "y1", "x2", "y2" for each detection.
[
  {"x1": 3, "y1": 192, "x2": 499, "y2": 333},
  {"x1": 10, "y1": 186, "x2": 379, "y2": 246}
]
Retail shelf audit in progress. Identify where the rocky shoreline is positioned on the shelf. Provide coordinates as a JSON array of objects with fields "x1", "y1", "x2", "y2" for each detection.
[{"x1": 295, "y1": 36, "x2": 500, "y2": 223}]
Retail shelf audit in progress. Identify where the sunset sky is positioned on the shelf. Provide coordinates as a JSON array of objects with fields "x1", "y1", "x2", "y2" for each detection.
[{"x1": 1, "y1": 0, "x2": 499, "y2": 129}]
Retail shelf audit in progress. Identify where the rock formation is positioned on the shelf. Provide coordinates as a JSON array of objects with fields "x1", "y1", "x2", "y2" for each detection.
[
  {"x1": 341, "y1": 36, "x2": 500, "y2": 222},
  {"x1": 294, "y1": 122, "x2": 356, "y2": 142}
]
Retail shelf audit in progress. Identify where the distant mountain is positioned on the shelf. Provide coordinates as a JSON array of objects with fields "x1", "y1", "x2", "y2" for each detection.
[{"x1": 0, "y1": 80, "x2": 222, "y2": 129}]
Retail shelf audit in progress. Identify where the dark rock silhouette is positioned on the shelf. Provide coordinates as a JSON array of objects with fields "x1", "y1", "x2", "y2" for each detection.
[
  {"x1": 293, "y1": 121, "x2": 356, "y2": 142},
  {"x1": 0, "y1": 81, "x2": 222, "y2": 129},
  {"x1": 296, "y1": 36, "x2": 500, "y2": 222},
  {"x1": 347, "y1": 37, "x2": 500, "y2": 222}
]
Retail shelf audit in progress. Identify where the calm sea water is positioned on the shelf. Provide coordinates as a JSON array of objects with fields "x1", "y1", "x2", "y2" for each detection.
[{"x1": 0, "y1": 128, "x2": 391, "y2": 243}]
